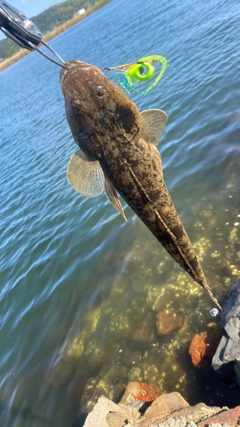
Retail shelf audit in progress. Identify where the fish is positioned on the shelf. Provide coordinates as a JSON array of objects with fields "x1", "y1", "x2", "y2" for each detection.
[{"x1": 60, "y1": 59, "x2": 221, "y2": 310}]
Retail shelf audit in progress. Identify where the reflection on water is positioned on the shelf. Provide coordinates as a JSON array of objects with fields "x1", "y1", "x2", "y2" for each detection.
[{"x1": 1, "y1": 0, "x2": 240, "y2": 425}]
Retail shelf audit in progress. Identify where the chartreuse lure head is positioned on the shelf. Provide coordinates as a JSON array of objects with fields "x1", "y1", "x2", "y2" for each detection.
[
  {"x1": 103, "y1": 55, "x2": 168, "y2": 95},
  {"x1": 127, "y1": 61, "x2": 155, "y2": 82}
]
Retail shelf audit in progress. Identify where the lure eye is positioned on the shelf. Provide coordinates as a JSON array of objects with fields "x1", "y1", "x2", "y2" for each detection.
[
  {"x1": 95, "y1": 86, "x2": 106, "y2": 97},
  {"x1": 127, "y1": 63, "x2": 155, "y2": 81}
]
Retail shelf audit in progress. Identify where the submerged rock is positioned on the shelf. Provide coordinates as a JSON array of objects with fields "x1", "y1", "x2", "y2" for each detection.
[
  {"x1": 80, "y1": 365, "x2": 128, "y2": 413},
  {"x1": 133, "y1": 312, "x2": 156, "y2": 345},
  {"x1": 189, "y1": 332, "x2": 209, "y2": 367},
  {"x1": 189, "y1": 325, "x2": 221, "y2": 369},
  {"x1": 120, "y1": 381, "x2": 161, "y2": 404},
  {"x1": 156, "y1": 310, "x2": 184, "y2": 336}
]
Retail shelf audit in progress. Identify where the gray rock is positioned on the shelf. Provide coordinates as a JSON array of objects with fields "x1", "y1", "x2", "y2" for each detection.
[
  {"x1": 148, "y1": 420, "x2": 233, "y2": 427},
  {"x1": 212, "y1": 280, "x2": 240, "y2": 387},
  {"x1": 170, "y1": 402, "x2": 227, "y2": 424},
  {"x1": 106, "y1": 404, "x2": 141, "y2": 427},
  {"x1": 83, "y1": 397, "x2": 119, "y2": 427},
  {"x1": 148, "y1": 417, "x2": 197, "y2": 426},
  {"x1": 207, "y1": 425, "x2": 237, "y2": 427}
]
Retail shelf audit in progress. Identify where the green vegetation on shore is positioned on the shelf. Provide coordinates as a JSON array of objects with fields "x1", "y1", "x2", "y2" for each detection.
[{"x1": 0, "y1": 0, "x2": 111, "y2": 72}]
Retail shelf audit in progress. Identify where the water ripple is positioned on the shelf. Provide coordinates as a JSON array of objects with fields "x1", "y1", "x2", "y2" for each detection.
[{"x1": 1, "y1": 0, "x2": 240, "y2": 425}]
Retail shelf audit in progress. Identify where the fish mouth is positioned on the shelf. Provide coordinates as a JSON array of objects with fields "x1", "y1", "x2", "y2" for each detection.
[
  {"x1": 60, "y1": 60, "x2": 100, "y2": 87},
  {"x1": 60, "y1": 60, "x2": 83, "y2": 86}
]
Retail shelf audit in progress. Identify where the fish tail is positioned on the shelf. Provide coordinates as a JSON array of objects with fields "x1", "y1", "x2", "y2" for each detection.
[{"x1": 199, "y1": 276, "x2": 222, "y2": 311}]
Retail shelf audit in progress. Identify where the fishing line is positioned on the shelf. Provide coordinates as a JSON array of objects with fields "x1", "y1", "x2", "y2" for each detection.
[{"x1": 101, "y1": 94, "x2": 127, "y2": 119}]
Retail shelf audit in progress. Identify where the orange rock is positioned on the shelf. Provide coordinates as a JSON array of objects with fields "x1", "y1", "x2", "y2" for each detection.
[
  {"x1": 156, "y1": 310, "x2": 184, "y2": 336},
  {"x1": 120, "y1": 381, "x2": 161, "y2": 404},
  {"x1": 189, "y1": 332, "x2": 208, "y2": 367},
  {"x1": 189, "y1": 327, "x2": 221, "y2": 368}
]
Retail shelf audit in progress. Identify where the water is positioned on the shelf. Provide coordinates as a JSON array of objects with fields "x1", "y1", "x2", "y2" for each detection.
[{"x1": 1, "y1": 0, "x2": 240, "y2": 425}]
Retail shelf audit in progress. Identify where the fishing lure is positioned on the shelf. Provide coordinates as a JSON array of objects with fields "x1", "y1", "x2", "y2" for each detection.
[{"x1": 103, "y1": 55, "x2": 168, "y2": 95}]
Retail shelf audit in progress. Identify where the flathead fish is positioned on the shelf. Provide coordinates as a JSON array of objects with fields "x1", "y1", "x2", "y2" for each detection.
[{"x1": 60, "y1": 60, "x2": 221, "y2": 310}]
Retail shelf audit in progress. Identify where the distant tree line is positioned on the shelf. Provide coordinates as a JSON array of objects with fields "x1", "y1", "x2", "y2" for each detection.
[{"x1": 0, "y1": 0, "x2": 98, "y2": 60}]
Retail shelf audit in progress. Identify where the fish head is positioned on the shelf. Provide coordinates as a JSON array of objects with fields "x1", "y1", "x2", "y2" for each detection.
[
  {"x1": 60, "y1": 60, "x2": 112, "y2": 110},
  {"x1": 60, "y1": 60, "x2": 139, "y2": 157}
]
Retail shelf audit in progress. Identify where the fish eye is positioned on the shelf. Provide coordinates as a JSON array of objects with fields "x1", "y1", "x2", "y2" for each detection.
[{"x1": 95, "y1": 86, "x2": 105, "y2": 97}]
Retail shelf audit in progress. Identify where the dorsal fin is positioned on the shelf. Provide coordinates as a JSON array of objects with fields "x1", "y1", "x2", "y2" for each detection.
[
  {"x1": 140, "y1": 109, "x2": 168, "y2": 145},
  {"x1": 67, "y1": 149, "x2": 105, "y2": 197}
]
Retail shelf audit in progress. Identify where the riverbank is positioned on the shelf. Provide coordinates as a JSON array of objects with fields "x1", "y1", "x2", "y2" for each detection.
[{"x1": 0, "y1": 0, "x2": 111, "y2": 72}]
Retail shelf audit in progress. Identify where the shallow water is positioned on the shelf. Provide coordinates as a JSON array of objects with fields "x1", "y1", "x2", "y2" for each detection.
[{"x1": 1, "y1": 0, "x2": 240, "y2": 425}]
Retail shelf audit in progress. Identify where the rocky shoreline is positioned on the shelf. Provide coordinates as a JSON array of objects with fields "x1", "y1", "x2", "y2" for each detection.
[
  {"x1": 83, "y1": 391, "x2": 240, "y2": 427},
  {"x1": 83, "y1": 282, "x2": 240, "y2": 427}
]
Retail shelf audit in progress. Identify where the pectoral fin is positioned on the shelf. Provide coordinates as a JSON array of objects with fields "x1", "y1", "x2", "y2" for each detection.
[
  {"x1": 104, "y1": 178, "x2": 127, "y2": 221},
  {"x1": 140, "y1": 109, "x2": 168, "y2": 145},
  {"x1": 67, "y1": 149, "x2": 105, "y2": 197},
  {"x1": 67, "y1": 149, "x2": 127, "y2": 221}
]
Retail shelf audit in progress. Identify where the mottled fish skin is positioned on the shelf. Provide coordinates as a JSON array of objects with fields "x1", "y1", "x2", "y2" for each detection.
[{"x1": 60, "y1": 60, "x2": 221, "y2": 310}]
